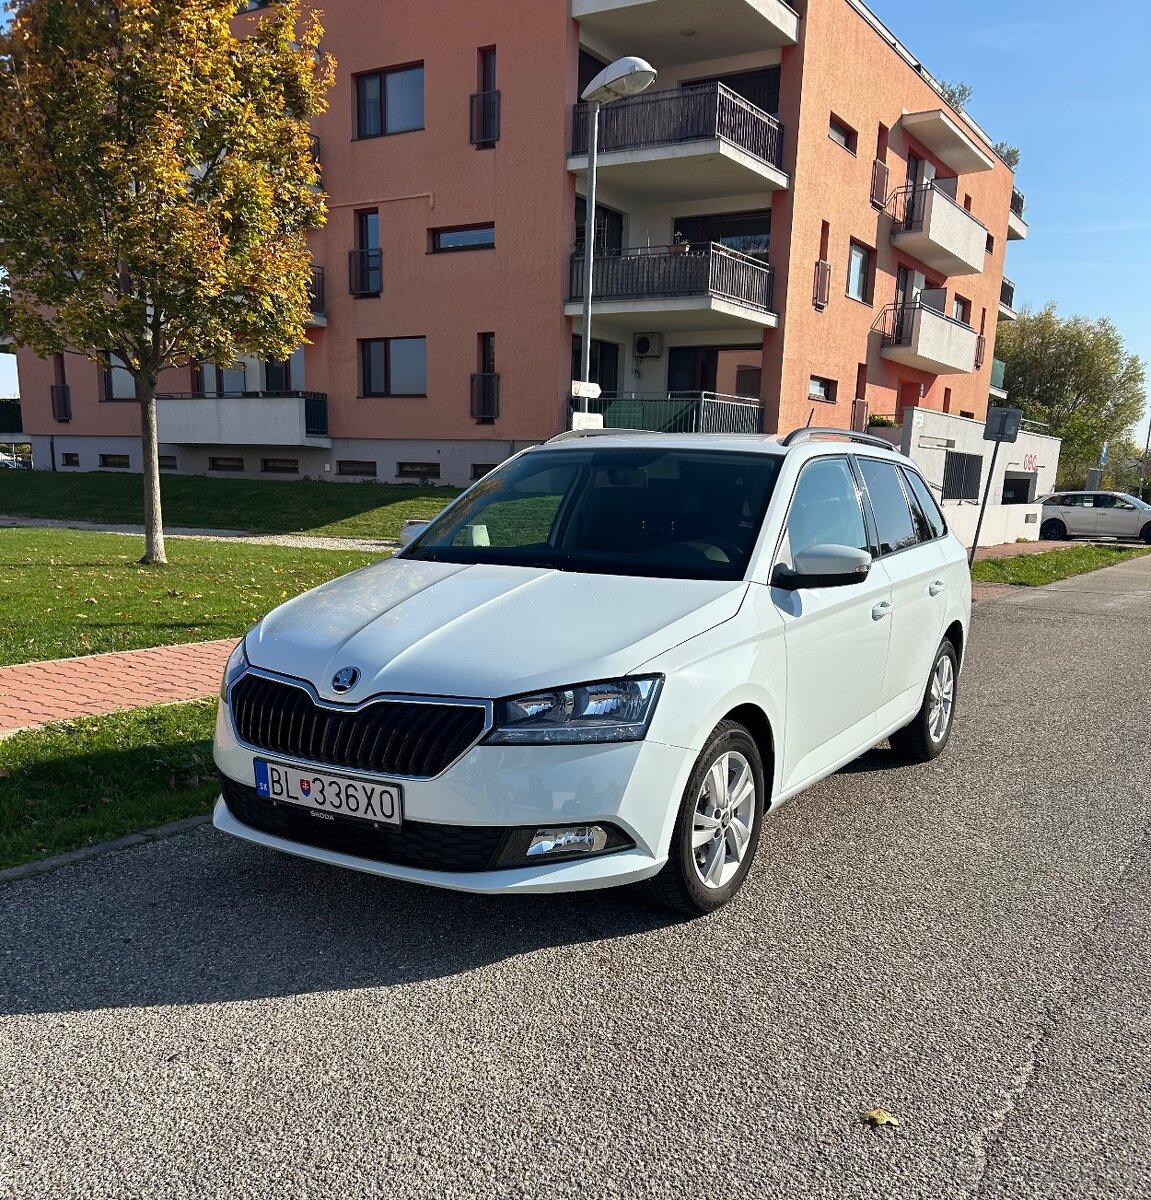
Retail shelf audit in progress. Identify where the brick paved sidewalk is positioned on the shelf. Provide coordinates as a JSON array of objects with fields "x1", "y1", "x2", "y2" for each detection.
[{"x1": 0, "y1": 639, "x2": 236, "y2": 734}]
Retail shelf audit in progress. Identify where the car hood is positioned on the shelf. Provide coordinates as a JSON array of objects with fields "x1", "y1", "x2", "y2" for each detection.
[{"x1": 246, "y1": 557, "x2": 747, "y2": 700}]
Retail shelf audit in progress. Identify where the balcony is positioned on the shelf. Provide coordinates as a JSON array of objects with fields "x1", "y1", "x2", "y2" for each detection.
[
  {"x1": 156, "y1": 391, "x2": 331, "y2": 447},
  {"x1": 566, "y1": 242, "x2": 777, "y2": 331},
  {"x1": 575, "y1": 391, "x2": 764, "y2": 434},
  {"x1": 899, "y1": 109, "x2": 995, "y2": 174},
  {"x1": 1008, "y1": 187, "x2": 1028, "y2": 241},
  {"x1": 999, "y1": 276, "x2": 1017, "y2": 321},
  {"x1": 50, "y1": 384, "x2": 71, "y2": 422},
  {"x1": 348, "y1": 248, "x2": 382, "y2": 296},
  {"x1": 568, "y1": 83, "x2": 787, "y2": 201},
  {"x1": 470, "y1": 373, "x2": 500, "y2": 423},
  {"x1": 571, "y1": 0, "x2": 798, "y2": 67},
  {"x1": 878, "y1": 303, "x2": 979, "y2": 375},
  {"x1": 990, "y1": 357, "x2": 1008, "y2": 399},
  {"x1": 307, "y1": 265, "x2": 326, "y2": 327},
  {"x1": 890, "y1": 183, "x2": 988, "y2": 276}
]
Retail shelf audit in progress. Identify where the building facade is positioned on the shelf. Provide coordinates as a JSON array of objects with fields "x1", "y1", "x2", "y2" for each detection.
[{"x1": 16, "y1": 0, "x2": 1029, "y2": 489}]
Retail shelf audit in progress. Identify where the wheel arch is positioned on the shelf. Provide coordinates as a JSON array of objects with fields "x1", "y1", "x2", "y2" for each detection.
[
  {"x1": 944, "y1": 619, "x2": 965, "y2": 667},
  {"x1": 721, "y1": 703, "x2": 776, "y2": 802}
]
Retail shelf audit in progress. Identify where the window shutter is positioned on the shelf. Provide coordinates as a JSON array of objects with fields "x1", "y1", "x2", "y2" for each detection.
[{"x1": 813, "y1": 258, "x2": 831, "y2": 309}]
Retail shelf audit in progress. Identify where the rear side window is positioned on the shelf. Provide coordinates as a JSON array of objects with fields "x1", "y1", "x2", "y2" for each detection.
[
  {"x1": 902, "y1": 468, "x2": 947, "y2": 540},
  {"x1": 1043, "y1": 495, "x2": 1063, "y2": 506},
  {"x1": 857, "y1": 457, "x2": 918, "y2": 555}
]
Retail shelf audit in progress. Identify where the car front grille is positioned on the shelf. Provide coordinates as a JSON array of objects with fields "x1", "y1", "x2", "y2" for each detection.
[
  {"x1": 229, "y1": 673, "x2": 487, "y2": 779},
  {"x1": 220, "y1": 774, "x2": 511, "y2": 872}
]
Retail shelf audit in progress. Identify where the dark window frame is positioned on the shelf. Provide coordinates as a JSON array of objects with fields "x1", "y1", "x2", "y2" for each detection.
[
  {"x1": 846, "y1": 239, "x2": 874, "y2": 304},
  {"x1": 429, "y1": 223, "x2": 496, "y2": 253},
  {"x1": 61, "y1": 452, "x2": 80, "y2": 467},
  {"x1": 337, "y1": 459, "x2": 378, "y2": 477},
  {"x1": 360, "y1": 336, "x2": 428, "y2": 398},
  {"x1": 98, "y1": 453, "x2": 131, "y2": 469},
  {"x1": 354, "y1": 63, "x2": 425, "y2": 140},
  {"x1": 261, "y1": 457, "x2": 300, "y2": 475},
  {"x1": 828, "y1": 114, "x2": 858, "y2": 154},
  {"x1": 208, "y1": 456, "x2": 245, "y2": 472},
  {"x1": 397, "y1": 460, "x2": 441, "y2": 479},
  {"x1": 808, "y1": 375, "x2": 838, "y2": 405}
]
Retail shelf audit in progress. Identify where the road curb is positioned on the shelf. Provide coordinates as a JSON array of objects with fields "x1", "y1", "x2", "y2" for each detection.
[{"x1": 0, "y1": 812, "x2": 213, "y2": 884}]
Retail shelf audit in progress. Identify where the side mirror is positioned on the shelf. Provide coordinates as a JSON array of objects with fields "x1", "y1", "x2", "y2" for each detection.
[
  {"x1": 772, "y1": 544, "x2": 872, "y2": 591},
  {"x1": 399, "y1": 519, "x2": 430, "y2": 547}
]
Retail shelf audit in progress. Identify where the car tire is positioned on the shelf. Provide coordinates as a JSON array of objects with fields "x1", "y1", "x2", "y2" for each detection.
[
  {"x1": 1040, "y1": 518, "x2": 1067, "y2": 541},
  {"x1": 1141, "y1": 522, "x2": 1151, "y2": 546},
  {"x1": 889, "y1": 639, "x2": 958, "y2": 763},
  {"x1": 648, "y1": 720, "x2": 766, "y2": 917}
]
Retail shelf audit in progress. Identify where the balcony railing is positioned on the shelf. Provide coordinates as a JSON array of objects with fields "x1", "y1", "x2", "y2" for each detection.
[
  {"x1": 870, "y1": 159, "x2": 889, "y2": 209},
  {"x1": 571, "y1": 82, "x2": 784, "y2": 170},
  {"x1": 1000, "y1": 277, "x2": 1016, "y2": 309},
  {"x1": 877, "y1": 302, "x2": 979, "y2": 375},
  {"x1": 975, "y1": 333, "x2": 986, "y2": 370},
  {"x1": 573, "y1": 391, "x2": 765, "y2": 435},
  {"x1": 469, "y1": 90, "x2": 500, "y2": 146},
  {"x1": 569, "y1": 242, "x2": 775, "y2": 313},
  {"x1": 878, "y1": 302, "x2": 973, "y2": 344},
  {"x1": 348, "y1": 248, "x2": 382, "y2": 296},
  {"x1": 470, "y1": 372, "x2": 500, "y2": 422},
  {"x1": 892, "y1": 181, "x2": 986, "y2": 233},
  {"x1": 1010, "y1": 187, "x2": 1025, "y2": 218},
  {"x1": 50, "y1": 383, "x2": 71, "y2": 422},
  {"x1": 155, "y1": 389, "x2": 328, "y2": 437},
  {"x1": 309, "y1": 265, "x2": 326, "y2": 316},
  {"x1": 991, "y1": 358, "x2": 1007, "y2": 390},
  {"x1": 303, "y1": 392, "x2": 328, "y2": 436}
]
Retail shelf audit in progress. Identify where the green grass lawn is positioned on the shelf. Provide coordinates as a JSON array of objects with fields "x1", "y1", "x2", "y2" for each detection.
[
  {"x1": 0, "y1": 471, "x2": 461, "y2": 540},
  {"x1": 0, "y1": 528, "x2": 380, "y2": 666},
  {"x1": 0, "y1": 700, "x2": 218, "y2": 870},
  {"x1": 971, "y1": 543, "x2": 1151, "y2": 587}
]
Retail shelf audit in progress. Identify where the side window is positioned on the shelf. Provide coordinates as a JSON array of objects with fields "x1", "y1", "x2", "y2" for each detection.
[
  {"x1": 777, "y1": 457, "x2": 868, "y2": 571},
  {"x1": 1063, "y1": 494, "x2": 1083, "y2": 507},
  {"x1": 1093, "y1": 493, "x2": 1116, "y2": 509},
  {"x1": 857, "y1": 457, "x2": 918, "y2": 555},
  {"x1": 1042, "y1": 495, "x2": 1062, "y2": 507},
  {"x1": 902, "y1": 468, "x2": 947, "y2": 540}
]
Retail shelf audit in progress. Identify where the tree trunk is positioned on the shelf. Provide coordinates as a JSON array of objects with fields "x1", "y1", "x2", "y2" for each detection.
[{"x1": 138, "y1": 377, "x2": 167, "y2": 565}]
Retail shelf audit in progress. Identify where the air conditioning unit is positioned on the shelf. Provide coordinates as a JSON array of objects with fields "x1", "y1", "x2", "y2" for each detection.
[{"x1": 633, "y1": 332, "x2": 663, "y2": 358}]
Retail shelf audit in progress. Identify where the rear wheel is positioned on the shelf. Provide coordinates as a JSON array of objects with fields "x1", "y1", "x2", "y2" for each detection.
[
  {"x1": 1040, "y1": 518, "x2": 1067, "y2": 541},
  {"x1": 648, "y1": 721, "x2": 765, "y2": 916},
  {"x1": 1141, "y1": 522, "x2": 1151, "y2": 546},
  {"x1": 890, "y1": 640, "x2": 958, "y2": 763}
]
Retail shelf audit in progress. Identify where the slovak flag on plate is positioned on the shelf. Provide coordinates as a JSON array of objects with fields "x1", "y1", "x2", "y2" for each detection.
[{"x1": 299, "y1": 779, "x2": 311, "y2": 796}]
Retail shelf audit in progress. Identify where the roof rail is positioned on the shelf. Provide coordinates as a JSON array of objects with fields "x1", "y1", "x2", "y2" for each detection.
[
  {"x1": 546, "y1": 427, "x2": 662, "y2": 443},
  {"x1": 780, "y1": 427, "x2": 903, "y2": 453}
]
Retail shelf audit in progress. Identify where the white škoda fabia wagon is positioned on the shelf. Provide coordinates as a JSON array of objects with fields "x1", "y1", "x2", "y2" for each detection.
[{"x1": 214, "y1": 428, "x2": 971, "y2": 914}]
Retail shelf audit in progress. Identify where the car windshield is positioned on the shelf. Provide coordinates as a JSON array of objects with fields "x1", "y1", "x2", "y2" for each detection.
[{"x1": 403, "y1": 446, "x2": 783, "y2": 580}]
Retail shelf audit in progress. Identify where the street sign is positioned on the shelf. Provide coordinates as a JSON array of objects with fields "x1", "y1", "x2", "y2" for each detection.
[
  {"x1": 983, "y1": 406, "x2": 1022, "y2": 443},
  {"x1": 570, "y1": 380, "x2": 602, "y2": 399}
]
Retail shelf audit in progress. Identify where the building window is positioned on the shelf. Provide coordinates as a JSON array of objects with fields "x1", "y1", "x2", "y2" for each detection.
[
  {"x1": 361, "y1": 337, "x2": 427, "y2": 397},
  {"x1": 846, "y1": 241, "x2": 873, "y2": 303},
  {"x1": 102, "y1": 353, "x2": 135, "y2": 401},
  {"x1": 735, "y1": 366, "x2": 761, "y2": 399},
  {"x1": 198, "y1": 362, "x2": 247, "y2": 395},
  {"x1": 473, "y1": 332, "x2": 498, "y2": 424},
  {"x1": 430, "y1": 224, "x2": 496, "y2": 253},
  {"x1": 959, "y1": 409, "x2": 976, "y2": 419},
  {"x1": 942, "y1": 450, "x2": 983, "y2": 501},
  {"x1": 471, "y1": 47, "x2": 499, "y2": 147},
  {"x1": 943, "y1": 387, "x2": 953, "y2": 414},
  {"x1": 61, "y1": 452, "x2": 80, "y2": 467},
  {"x1": 471, "y1": 463, "x2": 496, "y2": 480},
  {"x1": 209, "y1": 456, "x2": 245, "y2": 472},
  {"x1": 985, "y1": 233, "x2": 995, "y2": 254},
  {"x1": 99, "y1": 453, "x2": 130, "y2": 469},
  {"x1": 397, "y1": 461, "x2": 440, "y2": 479},
  {"x1": 261, "y1": 457, "x2": 299, "y2": 474},
  {"x1": 809, "y1": 376, "x2": 837, "y2": 404},
  {"x1": 952, "y1": 295, "x2": 971, "y2": 324},
  {"x1": 158, "y1": 455, "x2": 178, "y2": 471},
  {"x1": 338, "y1": 459, "x2": 377, "y2": 477},
  {"x1": 355, "y1": 65, "x2": 424, "y2": 138},
  {"x1": 828, "y1": 115, "x2": 857, "y2": 154},
  {"x1": 350, "y1": 209, "x2": 383, "y2": 296},
  {"x1": 263, "y1": 359, "x2": 291, "y2": 392}
]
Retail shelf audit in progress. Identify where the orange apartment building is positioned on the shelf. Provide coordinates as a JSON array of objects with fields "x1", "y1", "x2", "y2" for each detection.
[{"x1": 16, "y1": 0, "x2": 1028, "y2": 487}]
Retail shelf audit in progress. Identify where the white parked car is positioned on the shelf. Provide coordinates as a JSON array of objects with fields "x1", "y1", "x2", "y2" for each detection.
[
  {"x1": 1039, "y1": 490, "x2": 1151, "y2": 544},
  {"x1": 214, "y1": 428, "x2": 971, "y2": 914}
]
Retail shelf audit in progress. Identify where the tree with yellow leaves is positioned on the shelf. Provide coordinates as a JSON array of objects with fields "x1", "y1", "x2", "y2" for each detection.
[{"x1": 0, "y1": 0, "x2": 334, "y2": 562}]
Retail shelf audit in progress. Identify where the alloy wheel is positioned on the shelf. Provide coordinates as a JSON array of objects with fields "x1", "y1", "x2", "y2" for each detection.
[
  {"x1": 928, "y1": 654, "x2": 955, "y2": 743},
  {"x1": 691, "y1": 750, "x2": 757, "y2": 890}
]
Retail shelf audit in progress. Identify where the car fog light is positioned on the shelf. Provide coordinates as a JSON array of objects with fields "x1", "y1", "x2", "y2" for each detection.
[{"x1": 526, "y1": 826, "x2": 609, "y2": 857}]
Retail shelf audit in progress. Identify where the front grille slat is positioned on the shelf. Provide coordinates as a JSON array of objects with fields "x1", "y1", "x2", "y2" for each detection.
[
  {"x1": 230, "y1": 674, "x2": 486, "y2": 779},
  {"x1": 220, "y1": 774, "x2": 508, "y2": 872}
]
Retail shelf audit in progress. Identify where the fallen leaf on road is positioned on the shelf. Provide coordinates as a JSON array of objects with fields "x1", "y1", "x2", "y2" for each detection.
[{"x1": 862, "y1": 1108, "x2": 900, "y2": 1129}]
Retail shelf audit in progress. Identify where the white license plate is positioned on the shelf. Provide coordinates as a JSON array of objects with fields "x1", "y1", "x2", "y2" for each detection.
[{"x1": 254, "y1": 760, "x2": 402, "y2": 827}]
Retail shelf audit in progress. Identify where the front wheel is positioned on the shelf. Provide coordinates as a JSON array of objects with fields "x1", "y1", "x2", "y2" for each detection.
[
  {"x1": 1040, "y1": 518, "x2": 1067, "y2": 541},
  {"x1": 648, "y1": 721, "x2": 765, "y2": 916},
  {"x1": 1141, "y1": 522, "x2": 1151, "y2": 546},
  {"x1": 890, "y1": 640, "x2": 958, "y2": 763}
]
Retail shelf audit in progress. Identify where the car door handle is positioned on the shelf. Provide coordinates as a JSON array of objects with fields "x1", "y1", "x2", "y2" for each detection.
[
  {"x1": 871, "y1": 601, "x2": 893, "y2": 620},
  {"x1": 928, "y1": 580, "x2": 946, "y2": 597}
]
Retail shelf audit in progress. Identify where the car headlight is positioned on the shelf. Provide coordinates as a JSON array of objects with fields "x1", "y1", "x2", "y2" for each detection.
[
  {"x1": 220, "y1": 638, "x2": 249, "y2": 701},
  {"x1": 486, "y1": 676, "x2": 663, "y2": 745}
]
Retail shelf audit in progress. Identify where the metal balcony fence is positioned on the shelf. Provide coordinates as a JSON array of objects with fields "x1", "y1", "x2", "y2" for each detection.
[
  {"x1": 569, "y1": 242, "x2": 775, "y2": 313},
  {"x1": 469, "y1": 90, "x2": 501, "y2": 146},
  {"x1": 574, "y1": 391, "x2": 765, "y2": 435},
  {"x1": 571, "y1": 82, "x2": 784, "y2": 169},
  {"x1": 876, "y1": 301, "x2": 974, "y2": 347},
  {"x1": 1010, "y1": 187, "x2": 1025, "y2": 218},
  {"x1": 303, "y1": 393, "x2": 328, "y2": 436},
  {"x1": 309, "y1": 265, "x2": 326, "y2": 315},
  {"x1": 889, "y1": 181, "x2": 987, "y2": 232},
  {"x1": 470, "y1": 372, "x2": 500, "y2": 422},
  {"x1": 348, "y1": 248, "x2": 382, "y2": 296},
  {"x1": 1000, "y1": 276, "x2": 1015, "y2": 309},
  {"x1": 50, "y1": 383, "x2": 71, "y2": 422}
]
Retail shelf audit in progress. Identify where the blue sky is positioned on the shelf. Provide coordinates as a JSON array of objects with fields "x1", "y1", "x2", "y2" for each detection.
[
  {"x1": 2, "y1": 0, "x2": 1149, "y2": 444},
  {"x1": 866, "y1": 0, "x2": 1151, "y2": 446}
]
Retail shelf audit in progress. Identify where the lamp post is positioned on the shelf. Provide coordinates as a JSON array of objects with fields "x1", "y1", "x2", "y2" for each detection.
[{"x1": 578, "y1": 56, "x2": 657, "y2": 398}]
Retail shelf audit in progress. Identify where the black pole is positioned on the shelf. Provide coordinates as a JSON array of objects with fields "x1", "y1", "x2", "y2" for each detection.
[{"x1": 969, "y1": 437, "x2": 1002, "y2": 566}]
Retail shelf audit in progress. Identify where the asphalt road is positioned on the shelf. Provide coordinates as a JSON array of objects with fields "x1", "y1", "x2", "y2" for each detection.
[{"x1": 3, "y1": 559, "x2": 1150, "y2": 1200}]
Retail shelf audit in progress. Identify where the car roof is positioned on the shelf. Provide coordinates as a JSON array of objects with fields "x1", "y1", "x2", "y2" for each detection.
[{"x1": 535, "y1": 428, "x2": 911, "y2": 463}]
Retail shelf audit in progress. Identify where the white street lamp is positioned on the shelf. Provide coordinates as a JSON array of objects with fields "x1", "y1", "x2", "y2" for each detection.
[{"x1": 578, "y1": 56, "x2": 657, "y2": 397}]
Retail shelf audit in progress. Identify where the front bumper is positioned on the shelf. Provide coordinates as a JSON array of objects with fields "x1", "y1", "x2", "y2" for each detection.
[{"x1": 212, "y1": 698, "x2": 692, "y2": 893}]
